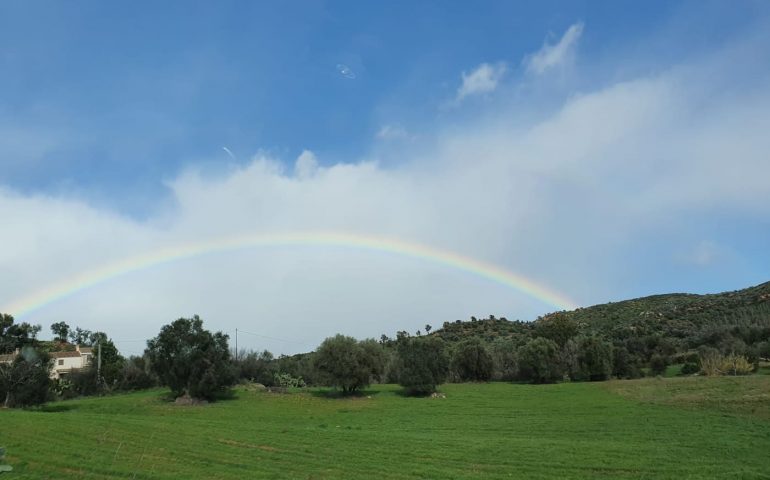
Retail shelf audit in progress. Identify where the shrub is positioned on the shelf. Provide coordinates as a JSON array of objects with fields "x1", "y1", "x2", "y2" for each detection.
[
  {"x1": 396, "y1": 336, "x2": 449, "y2": 395},
  {"x1": 649, "y1": 354, "x2": 668, "y2": 376},
  {"x1": 489, "y1": 338, "x2": 518, "y2": 381},
  {"x1": 451, "y1": 338, "x2": 493, "y2": 382},
  {"x1": 0, "y1": 347, "x2": 51, "y2": 408},
  {"x1": 576, "y1": 336, "x2": 613, "y2": 381},
  {"x1": 517, "y1": 337, "x2": 562, "y2": 384},
  {"x1": 680, "y1": 362, "x2": 699, "y2": 375}
]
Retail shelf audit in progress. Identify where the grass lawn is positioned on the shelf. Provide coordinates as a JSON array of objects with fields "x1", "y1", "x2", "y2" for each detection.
[{"x1": 1, "y1": 377, "x2": 769, "y2": 479}]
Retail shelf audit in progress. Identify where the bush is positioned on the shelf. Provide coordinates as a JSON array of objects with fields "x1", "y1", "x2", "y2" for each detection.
[
  {"x1": 235, "y1": 350, "x2": 276, "y2": 386},
  {"x1": 145, "y1": 316, "x2": 236, "y2": 401},
  {"x1": 517, "y1": 337, "x2": 561, "y2": 384},
  {"x1": 396, "y1": 336, "x2": 449, "y2": 395},
  {"x1": 489, "y1": 338, "x2": 518, "y2": 381},
  {"x1": 0, "y1": 347, "x2": 51, "y2": 408},
  {"x1": 119, "y1": 356, "x2": 158, "y2": 391},
  {"x1": 680, "y1": 362, "x2": 699, "y2": 375},
  {"x1": 451, "y1": 338, "x2": 493, "y2": 382},
  {"x1": 576, "y1": 336, "x2": 613, "y2": 381},
  {"x1": 612, "y1": 346, "x2": 643, "y2": 379},
  {"x1": 313, "y1": 335, "x2": 385, "y2": 394},
  {"x1": 649, "y1": 354, "x2": 668, "y2": 376}
]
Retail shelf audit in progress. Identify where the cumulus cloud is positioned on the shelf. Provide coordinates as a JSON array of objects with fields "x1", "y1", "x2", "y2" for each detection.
[
  {"x1": 525, "y1": 22, "x2": 584, "y2": 74},
  {"x1": 1, "y1": 26, "x2": 770, "y2": 356},
  {"x1": 455, "y1": 62, "x2": 507, "y2": 102}
]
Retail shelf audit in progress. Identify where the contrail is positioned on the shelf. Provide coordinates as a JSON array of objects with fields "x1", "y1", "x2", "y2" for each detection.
[{"x1": 222, "y1": 146, "x2": 236, "y2": 160}]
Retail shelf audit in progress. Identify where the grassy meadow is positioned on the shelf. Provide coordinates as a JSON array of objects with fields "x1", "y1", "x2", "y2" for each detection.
[{"x1": 2, "y1": 377, "x2": 770, "y2": 479}]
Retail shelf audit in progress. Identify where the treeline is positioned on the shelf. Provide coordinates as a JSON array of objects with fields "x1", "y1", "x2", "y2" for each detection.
[{"x1": 2, "y1": 280, "x2": 769, "y2": 405}]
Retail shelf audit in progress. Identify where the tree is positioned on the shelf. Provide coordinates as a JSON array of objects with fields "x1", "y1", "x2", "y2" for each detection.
[
  {"x1": 612, "y1": 346, "x2": 642, "y2": 379},
  {"x1": 145, "y1": 316, "x2": 236, "y2": 401},
  {"x1": 425, "y1": 324, "x2": 432, "y2": 334},
  {"x1": 313, "y1": 335, "x2": 385, "y2": 394},
  {"x1": 0, "y1": 347, "x2": 51, "y2": 408},
  {"x1": 68, "y1": 327, "x2": 93, "y2": 346},
  {"x1": 536, "y1": 313, "x2": 579, "y2": 348},
  {"x1": 96, "y1": 338, "x2": 125, "y2": 388},
  {"x1": 649, "y1": 353, "x2": 668, "y2": 376},
  {"x1": 517, "y1": 337, "x2": 562, "y2": 384},
  {"x1": 0, "y1": 314, "x2": 41, "y2": 354},
  {"x1": 50, "y1": 322, "x2": 70, "y2": 343},
  {"x1": 396, "y1": 336, "x2": 449, "y2": 395},
  {"x1": 576, "y1": 336, "x2": 613, "y2": 381},
  {"x1": 451, "y1": 338, "x2": 493, "y2": 382},
  {"x1": 489, "y1": 337, "x2": 518, "y2": 381}
]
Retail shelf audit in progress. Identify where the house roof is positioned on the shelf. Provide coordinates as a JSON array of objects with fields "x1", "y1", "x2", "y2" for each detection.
[
  {"x1": 51, "y1": 351, "x2": 82, "y2": 358},
  {"x1": 79, "y1": 347, "x2": 93, "y2": 354}
]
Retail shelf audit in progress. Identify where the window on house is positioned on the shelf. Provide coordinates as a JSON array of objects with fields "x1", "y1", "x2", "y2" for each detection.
[{"x1": 58, "y1": 359, "x2": 64, "y2": 366}]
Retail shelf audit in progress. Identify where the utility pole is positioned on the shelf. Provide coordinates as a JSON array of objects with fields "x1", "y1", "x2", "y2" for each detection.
[
  {"x1": 97, "y1": 341, "x2": 102, "y2": 386},
  {"x1": 235, "y1": 328, "x2": 238, "y2": 362}
]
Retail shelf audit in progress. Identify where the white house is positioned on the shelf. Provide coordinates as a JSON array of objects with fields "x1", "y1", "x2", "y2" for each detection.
[{"x1": 0, "y1": 345, "x2": 93, "y2": 379}]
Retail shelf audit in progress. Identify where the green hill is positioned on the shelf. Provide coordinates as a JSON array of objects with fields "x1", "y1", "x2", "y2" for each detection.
[
  {"x1": 427, "y1": 281, "x2": 770, "y2": 353},
  {"x1": 548, "y1": 280, "x2": 770, "y2": 339}
]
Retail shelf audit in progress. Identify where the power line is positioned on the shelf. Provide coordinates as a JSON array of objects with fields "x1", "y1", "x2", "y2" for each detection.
[{"x1": 235, "y1": 328, "x2": 314, "y2": 348}]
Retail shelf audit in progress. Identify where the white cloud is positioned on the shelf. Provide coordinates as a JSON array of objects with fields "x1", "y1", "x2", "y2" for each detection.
[
  {"x1": 525, "y1": 22, "x2": 584, "y2": 74},
  {"x1": 1, "y1": 27, "x2": 769, "y2": 356},
  {"x1": 456, "y1": 62, "x2": 507, "y2": 102},
  {"x1": 376, "y1": 124, "x2": 411, "y2": 141},
  {"x1": 294, "y1": 150, "x2": 319, "y2": 179}
]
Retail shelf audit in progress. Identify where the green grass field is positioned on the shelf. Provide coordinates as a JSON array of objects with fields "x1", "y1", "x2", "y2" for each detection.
[{"x1": 2, "y1": 377, "x2": 769, "y2": 479}]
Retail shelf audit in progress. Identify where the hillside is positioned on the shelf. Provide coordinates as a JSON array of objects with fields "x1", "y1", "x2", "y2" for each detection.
[
  {"x1": 549, "y1": 280, "x2": 770, "y2": 339},
  {"x1": 429, "y1": 281, "x2": 770, "y2": 346}
]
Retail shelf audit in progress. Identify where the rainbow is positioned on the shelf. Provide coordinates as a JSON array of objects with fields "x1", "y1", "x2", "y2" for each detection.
[{"x1": 2, "y1": 231, "x2": 578, "y2": 319}]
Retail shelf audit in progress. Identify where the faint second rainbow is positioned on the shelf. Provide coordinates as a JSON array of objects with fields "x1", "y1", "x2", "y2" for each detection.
[{"x1": 2, "y1": 231, "x2": 579, "y2": 319}]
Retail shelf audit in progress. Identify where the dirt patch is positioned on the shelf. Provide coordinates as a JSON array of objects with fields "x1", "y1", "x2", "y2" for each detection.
[{"x1": 174, "y1": 394, "x2": 209, "y2": 406}]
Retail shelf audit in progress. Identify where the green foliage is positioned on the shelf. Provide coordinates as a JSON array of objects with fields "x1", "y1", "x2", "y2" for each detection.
[
  {"x1": 450, "y1": 338, "x2": 493, "y2": 381},
  {"x1": 536, "y1": 313, "x2": 579, "y2": 347},
  {"x1": 396, "y1": 335, "x2": 449, "y2": 394},
  {"x1": 313, "y1": 335, "x2": 385, "y2": 394},
  {"x1": 118, "y1": 355, "x2": 158, "y2": 391},
  {"x1": 517, "y1": 337, "x2": 561, "y2": 384},
  {"x1": 273, "y1": 372, "x2": 306, "y2": 388},
  {"x1": 649, "y1": 353, "x2": 669, "y2": 376},
  {"x1": 0, "y1": 313, "x2": 40, "y2": 354},
  {"x1": 612, "y1": 346, "x2": 643, "y2": 379},
  {"x1": 576, "y1": 336, "x2": 613, "y2": 381},
  {"x1": 0, "y1": 347, "x2": 51, "y2": 408},
  {"x1": 145, "y1": 315, "x2": 236, "y2": 401},
  {"x1": 488, "y1": 337, "x2": 518, "y2": 381},
  {"x1": 234, "y1": 349, "x2": 277, "y2": 386},
  {"x1": 50, "y1": 321, "x2": 70, "y2": 343}
]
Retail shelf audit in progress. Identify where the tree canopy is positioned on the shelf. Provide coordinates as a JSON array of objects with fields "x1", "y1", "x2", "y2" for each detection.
[{"x1": 145, "y1": 316, "x2": 235, "y2": 400}]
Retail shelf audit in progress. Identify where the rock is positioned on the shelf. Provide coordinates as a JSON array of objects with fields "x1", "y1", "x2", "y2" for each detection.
[{"x1": 430, "y1": 392, "x2": 446, "y2": 399}]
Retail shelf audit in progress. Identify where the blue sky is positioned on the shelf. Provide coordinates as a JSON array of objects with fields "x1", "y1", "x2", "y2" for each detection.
[{"x1": 1, "y1": 1, "x2": 769, "y2": 354}]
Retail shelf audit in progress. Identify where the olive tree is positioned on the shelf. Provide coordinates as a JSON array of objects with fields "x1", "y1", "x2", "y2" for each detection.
[
  {"x1": 313, "y1": 335, "x2": 385, "y2": 394},
  {"x1": 145, "y1": 316, "x2": 236, "y2": 401},
  {"x1": 396, "y1": 336, "x2": 449, "y2": 395}
]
